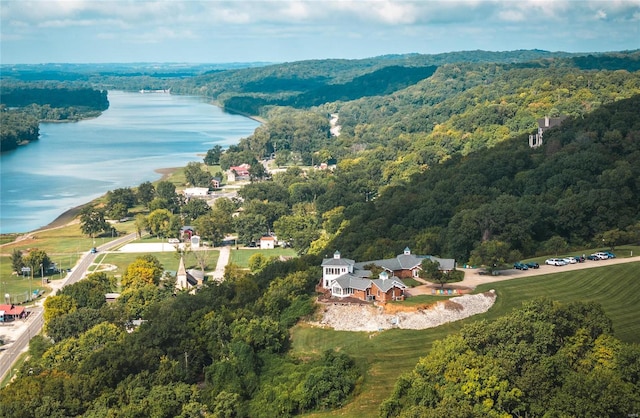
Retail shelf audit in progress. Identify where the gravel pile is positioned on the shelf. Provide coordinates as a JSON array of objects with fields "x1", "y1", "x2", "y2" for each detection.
[{"x1": 312, "y1": 291, "x2": 496, "y2": 332}]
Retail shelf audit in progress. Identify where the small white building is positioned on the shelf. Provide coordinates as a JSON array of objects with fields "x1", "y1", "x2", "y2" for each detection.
[
  {"x1": 260, "y1": 236, "x2": 276, "y2": 249},
  {"x1": 184, "y1": 187, "x2": 210, "y2": 198}
]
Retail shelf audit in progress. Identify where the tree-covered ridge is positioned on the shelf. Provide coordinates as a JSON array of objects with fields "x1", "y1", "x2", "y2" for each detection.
[
  {"x1": 171, "y1": 50, "x2": 571, "y2": 113},
  {"x1": 0, "y1": 81, "x2": 109, "y2": 111},
  {"x1": 0, "y1": 80, "x2": 110, "y2": 152},
  {"x1": 326, "y1": 94, "x2": 640, "y2": 262},
  {"x1": 380, "y1": 298, "x2": 640, "y2": 418}
]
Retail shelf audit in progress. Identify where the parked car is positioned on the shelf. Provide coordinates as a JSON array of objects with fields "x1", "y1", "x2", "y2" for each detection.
[
  {"x1": 525, "y1": 262, "x2": 540, "y2": 269},
  {"x1": 587, "y1": 254, "x2": 601, "y2": 261},
  {"x1": 603, "y1": 251, "x2": 616, "y2": 259},
  {"x1": 562, "y1": 257, "x2": 577, "y2": 264},
  {"x1": 573, "y1": 256, "x2": 585, "y2": 263},
  {"x1": 545, "y1": 258, "x2": 567, "y2": 266},
  {"x1": 514, "y1": 262, "x2": 529, "y2": 270},
  {"x1": 594, "y1": 252, "x2": 611, "y2": 260}
]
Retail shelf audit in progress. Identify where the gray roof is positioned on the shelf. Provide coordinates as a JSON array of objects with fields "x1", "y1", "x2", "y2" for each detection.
[
  {"x1": 354, "y1": 253, "x2": 455, "y2": 272},
  {"x1": 322, "y1": 257, "x2": 355, "y2": 267},
  {"x1": 371, "y1": 277, "x2": 407, "y2": 292},
  {"x1": 332, "y1": 274, "x2": 372, "y2": 291},
  {"x1": 427, "y1": 256, "x2": 456, "y2": 271},
  {"x1": 354, "y1": 253, "x2": 422, "y2": 272},
  {"x1": 331, "y1": 273, "x2": 406, "y2": 293}
]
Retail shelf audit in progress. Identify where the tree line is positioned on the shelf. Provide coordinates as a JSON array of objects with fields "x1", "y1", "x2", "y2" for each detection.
[{"x1": 0, "y1": 81, "x2": 110, "y2": 151}]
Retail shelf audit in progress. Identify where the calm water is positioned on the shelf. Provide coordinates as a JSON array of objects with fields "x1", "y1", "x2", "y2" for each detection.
[{"x1": 0, "y1": 91, "x2": 260, "y2": 233}]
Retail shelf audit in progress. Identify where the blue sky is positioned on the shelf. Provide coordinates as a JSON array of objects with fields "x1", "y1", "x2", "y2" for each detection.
[{"x1": 1, "y1": 0, "x2": 639, "y2": 64}]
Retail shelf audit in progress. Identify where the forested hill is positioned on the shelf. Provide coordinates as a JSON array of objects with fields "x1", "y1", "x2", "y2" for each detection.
[
  {"x1": 171, "y1": 50, "x2": 639, "y2": 116},
  {"x1": 328, "y1": 94, "x2": 640, "y2": 262},
  {"x1": 170, "y1": 49, "x2": 570, "y2": 114}
]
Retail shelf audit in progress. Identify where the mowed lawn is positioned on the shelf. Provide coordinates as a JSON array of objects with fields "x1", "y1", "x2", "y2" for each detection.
[{"x1": 292, "y1": 262, "x2": 640, "y2": 418}]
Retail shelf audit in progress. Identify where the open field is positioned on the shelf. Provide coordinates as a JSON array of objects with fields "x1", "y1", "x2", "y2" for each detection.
[
  {"x1": 229, "y1": 247, "x2": 298, "y2": 268},
  {"x1": 89, "y1": 250, "x2": 219, "y2": 279},
  {"x1": 292, "y1": 261, "x2": 640, "y2": 418}
]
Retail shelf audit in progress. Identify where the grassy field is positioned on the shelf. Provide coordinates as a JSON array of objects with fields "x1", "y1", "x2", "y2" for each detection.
[
  {"x1": 89, "y1": 250, "x2": 219, "y2": 278},
  {"x1": 229, "y1": 247, "x2": 298, "y2": 268},
  {"x1": 292, "y1": 261, "x2": 640, "y2": 418}
]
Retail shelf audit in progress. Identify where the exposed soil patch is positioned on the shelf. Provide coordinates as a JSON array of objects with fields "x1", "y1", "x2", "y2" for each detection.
[{"x1": 310, "y1": 291, "x2": 496, "y2": 332}]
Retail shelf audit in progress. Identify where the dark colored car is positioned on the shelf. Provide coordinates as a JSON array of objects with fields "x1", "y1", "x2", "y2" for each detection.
[
  {"x1": 514, "y1": 262, "x2": 529, "y2": 270},
  {"x1": 525, "y1": 262, "x2": 540, "y2": 269},
  {"x1": 586, "y1": 254, "x2": 600, "y2": 261},
  {"x1": 573, "y1": 256, "x2": 585, "y2": 263}
]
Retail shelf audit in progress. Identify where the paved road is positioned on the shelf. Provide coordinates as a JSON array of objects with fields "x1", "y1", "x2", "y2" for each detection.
[
  {"x1": 0, "y1": 232, "x2": 137, "y2": 383},
  {"x1": 407, "y1": 255, "x2": 640, "y2": 296}
]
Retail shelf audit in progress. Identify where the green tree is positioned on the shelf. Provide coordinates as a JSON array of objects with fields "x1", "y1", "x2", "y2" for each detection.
[
  {"x1": 134, "y1": 213, "x2": 148, "y2": 238},
  {"x1": 43, "y1": 294, "x2": 77, "y2": 332},
  {"x1": 23, "y1": 248, "x2": 51, "y2": 277},
  {"x1": 79, "y1": 206, "x2": 109, "y2": 238},
  {"x1": 194, "y1": 212, "x2": 225, "y2": 245},
  {"x1": 204, "y1": 145, "x2": 223, "y2": 166},
  {"x1": 181, "y1": 198, "x2": 211, "y2": 223},
  {"x1": 248, "y1": 253, "x2": 269, "y2": 272},
  {"x1": 147, "y1": 209, "x2": 173, "y2": 238},
  {"x1": 121, "y1": 255, "x2": 164, "y2": 289},
  {"x1": 545, "y1": 235, "x2": 568, "y2": 256},
  {"x1": 469, "y1": 240, "x2": 512, "y2": 272},
  {"x1": 185, "y1": 162, "x2": 212, "y2": 187},
  {"x1": 234, "y1": 213, "x2": 267, "y2": 245},
  {"x1": 273, "y1": 203, "x2": 320, "y2": 254},
  {"x1": 137, "y1": 181, "x2": 156, "y2": 207},
  {"x1": 11, "y1": 248, "x2": 24, "y2": 274}
]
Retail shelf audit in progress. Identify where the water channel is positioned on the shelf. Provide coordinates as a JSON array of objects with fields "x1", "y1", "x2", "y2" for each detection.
[{"x1": 0, "y1": 91, "x2": 260, "y2": 234}]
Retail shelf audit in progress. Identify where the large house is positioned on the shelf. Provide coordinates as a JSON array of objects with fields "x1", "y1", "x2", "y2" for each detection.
[{"x1": 321, "y1": 248, "x2": 455, "y2": 303}]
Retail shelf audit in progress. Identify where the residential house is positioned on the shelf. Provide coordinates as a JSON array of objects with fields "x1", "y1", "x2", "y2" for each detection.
[
  {"x1": 330, "y1": 271, "x2": 406, "y2": 302},
  {"x1": 320, "y1": 248, "x2": 455, "y2": 303},
  {"x1": 211, "y1": 177, "x2": 221, "y2": 189},
  {"x1": 321, "y1": 251, "x2": 358, "y2": 288},
  {"x1": 227, "y1": 164, "x2": 251, "y2": 182}
]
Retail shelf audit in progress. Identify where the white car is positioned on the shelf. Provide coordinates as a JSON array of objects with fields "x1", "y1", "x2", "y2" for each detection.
[
  {"x1": 562, "y1": 257, "x2": 577, "y2": 264},
  {"x1": 594, "y1": 252, "x2": 611, "y2": 260},
  {"x1": 545, "y1": 258, "x2": 567, "y2": 266}
]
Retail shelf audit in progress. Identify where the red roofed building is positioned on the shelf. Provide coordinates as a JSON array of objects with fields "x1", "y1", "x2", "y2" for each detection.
[
  {"x1": 0, "y1": 304, "x2": 27, "y2": 322},
  {"x1": 228, "y1": 164, "x2": 251, "y2": 182}
]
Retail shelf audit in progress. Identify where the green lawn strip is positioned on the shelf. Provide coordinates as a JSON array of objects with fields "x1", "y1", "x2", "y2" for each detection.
[
  {"x1": 229, "y1": 248, "x2": 297, "y2": 268},
  {"x1": 292, "y1": 262, "x2": 640, "y2": 417},
  {"x1": 91, "y1": 250, "x2": 220, "y2": 279}
]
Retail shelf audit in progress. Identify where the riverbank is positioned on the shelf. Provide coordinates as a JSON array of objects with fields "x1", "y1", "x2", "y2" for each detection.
[{"x1": 20, "y1": 167, "x2": 180, "y2": 236}]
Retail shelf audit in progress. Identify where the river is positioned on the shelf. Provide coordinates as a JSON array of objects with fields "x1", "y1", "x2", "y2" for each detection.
[{"x1": 0, "y1": 91, "x2": 260, "y2": 234}]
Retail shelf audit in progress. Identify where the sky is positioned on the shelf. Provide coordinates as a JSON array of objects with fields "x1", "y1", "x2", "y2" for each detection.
[{"x1": 1, "y1": 0, "x2": 639, "y2": 64}]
